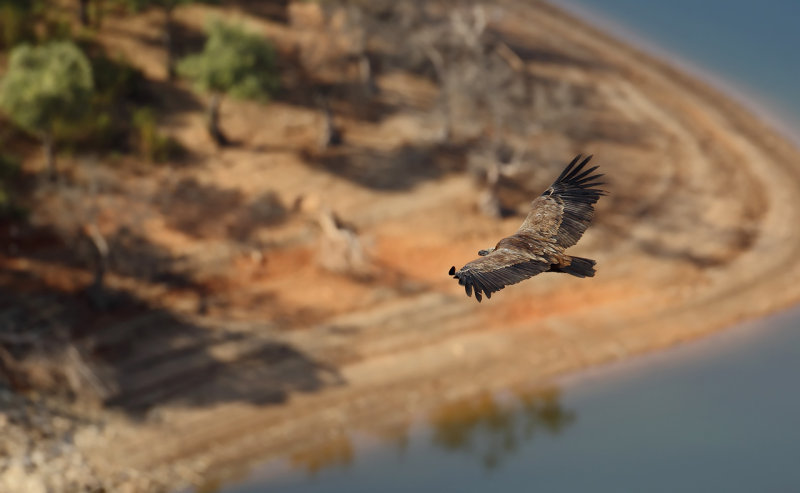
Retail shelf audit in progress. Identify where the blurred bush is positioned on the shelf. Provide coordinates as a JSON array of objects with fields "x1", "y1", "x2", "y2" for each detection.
[
  {"x1": 131, "y1": 107, "x2": 184, "y2": 163},
  {"x1": 0, "y1": 152, "x2": 24, "y2": 219},
  {"x1": 60, "y1": 47, "x2": 152, "y2": 151},
  {"x1": 90, "y1": 49, "x2": 150, "y2": 104},
  {"x1": 177, "y1": 19, "x2": 279, "y2": 101},
  {"x1": 0, "y1": 41, "x2": 93, "y2": 177},
  {"x1": 0, "y1": 0, "x2": 76, "y2": 49},
  {"x1": 178, "y1": 19, "x2": 279, "y2": 145},
  {"x1": 0, "y1": 0, "x2": 35, "y2": 49}
]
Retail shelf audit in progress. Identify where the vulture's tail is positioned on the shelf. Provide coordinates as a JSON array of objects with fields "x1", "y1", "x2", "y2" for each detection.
[{"x1": 553, "y1": 256, "x2": 596, "y2": 278}]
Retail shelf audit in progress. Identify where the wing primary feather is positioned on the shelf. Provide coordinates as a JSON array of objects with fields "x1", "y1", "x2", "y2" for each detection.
[
  {"x1": 472, "y1": 274, "x2": 490, "y2": 296},
  {"x1": 571, "y1": 165, "x2": 599, "y2": 182},
  {"x1": 484, "y1": 271, "x2": 501, "y2": 289},
  {"x1": 562, "y1": 155, "x2": 593, "y2": 182},
  {"x1": 576, "y1": 181, "x2": 606, "y2": 190},
  {"x1": 574, "y1": 174, "x2": 605, "y2": 185},
  {"x1": 555, "y1": 154, "x2": 582, "y2": 183},
  {"x1": 575, "y1": 179, "x2": 605, "y2": 189}
]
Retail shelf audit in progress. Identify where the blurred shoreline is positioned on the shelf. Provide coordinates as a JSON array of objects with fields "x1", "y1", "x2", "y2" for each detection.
[{"x1": 557, "y1": 0, "x2": 800, "y2": 146}]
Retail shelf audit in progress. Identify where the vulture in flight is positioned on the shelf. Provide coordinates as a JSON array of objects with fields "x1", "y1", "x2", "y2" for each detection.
[{"x1": 449, "y1": 154, "x2": 606, "y2": 302}]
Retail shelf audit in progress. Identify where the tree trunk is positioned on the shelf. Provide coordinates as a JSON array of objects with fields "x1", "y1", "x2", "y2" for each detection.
[
  {"x1": 316, "y1": 94, "x2": 342, "y2": 150},
  {"x1": 84, "y1": 223, "x2": 109, "y2": 309},
  {"x1": 358, "y1": 55, "x2": 378, "y2": 97},
  {"x1": 164, "y1": 6, "x2": 176, "y2": 80},
  {"x1": 207, "y1": 92, "x2": 229, "y2": 146},
  {"x1": 42, "y1": 132, "x2": 56, "y2": 180},
  {"x1": 78, "y1": 0, "x2": 90, "y2": 26},
  {"x1": 92, "y1": 0, "x2": 105, "y2": 28}
]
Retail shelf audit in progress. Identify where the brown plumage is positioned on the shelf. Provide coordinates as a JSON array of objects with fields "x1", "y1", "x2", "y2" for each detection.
[{"x1": 449, "y1": 154, "x2": 606, "y2": 302}]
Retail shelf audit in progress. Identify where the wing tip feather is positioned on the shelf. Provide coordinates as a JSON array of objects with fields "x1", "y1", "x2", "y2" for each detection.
[{"x1": 552, "y1": 154, "x2": 604, "y2": 193}]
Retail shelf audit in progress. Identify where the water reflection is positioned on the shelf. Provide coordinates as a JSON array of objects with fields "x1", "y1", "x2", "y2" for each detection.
[
  {"x1": 429, "y1": 387, "x2": 576, "y2": 470},
  {"x1": 203, "y1": 387, "x2": 575, "y2": 492},
  {"x1": 289, "y1": 435, "x2": 355, "y2": 475}
]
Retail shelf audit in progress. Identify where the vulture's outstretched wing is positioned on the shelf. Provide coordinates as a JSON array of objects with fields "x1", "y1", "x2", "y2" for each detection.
[
  {"x1": 520, "y1": 154, "x2": 606, "y2": 248},
  {"x1": 448, "y1": 250, "x2": 551, "y2": 302},
  {"x1": 449, "y1": 154, "x2": 605, "y2": 302}
]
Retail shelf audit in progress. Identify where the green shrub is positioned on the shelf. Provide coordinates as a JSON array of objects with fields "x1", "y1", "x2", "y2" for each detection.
[
  {"x1": 177, "y1": 20, "x2": 279, "y2": 101},
  {"x1": 0, "y1": 1, "x2": 35, "y2": 49},
  {"x1": 0, "y1": 42, "x2": 93, "y2": 137},
  {"x1": 0, "y1": 1, "x2": 75, "y2": 49},
  {"x1": 89, "y1": 51, "x2": 149, "y2": 103},
  {"x1": 0, "y1": 152, "x2": 20, "y2": 180},
  {"x1": 39, "y1": 11, "x2": 73, "y2": 42},
  {"x1": 0, "y1": 41, "x2": 93, "y2": 176},
  {"x1": 132, "y1": 107, "x2": 184, "y2": 162},
  {"x1": 0, "y1": 152, "x2": 24, "y2": 220},
  {"x1": 177, "y1": 19, "x2": 279, "y2": 144},
  {"x1": 54, "y1": 46, "x2": 151, "y2": 151}
]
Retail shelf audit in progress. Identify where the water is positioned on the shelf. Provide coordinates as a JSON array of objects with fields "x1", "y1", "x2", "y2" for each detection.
[
  {"x1": 559, "y1": 0, "x2": 800, "y2": 140},
  {"x1": 218, "y1": 307, "x2": 800, "y2": 492},
  {"x1": 215, "y1": 2, "x2": 800, "y2": 491}
]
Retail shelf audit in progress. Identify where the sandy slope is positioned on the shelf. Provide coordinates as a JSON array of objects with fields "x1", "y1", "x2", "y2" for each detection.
[{"x1": 6, "y1": 1, "x2": 800, "y2": 491}]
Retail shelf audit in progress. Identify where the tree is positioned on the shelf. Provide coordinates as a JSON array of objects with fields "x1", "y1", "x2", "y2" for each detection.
[
  {"x1": 0, "y1": 153, "x2": 21, "y2": 218},
  {"x1": 0, "y1": 42, "x2": 93, "y2": 178},
  {"x1": 78, "y1": 0, "x2": 91, "y2": 26},
  {"x1": 177, "y1": 20, "x2": 279, "y2": 146},
  {"x1": 75, "y1": 0, "x2": 110, "y2": 28},
  {"x1": 0, "y1": 0, "x2": 35, "y2": 48}
]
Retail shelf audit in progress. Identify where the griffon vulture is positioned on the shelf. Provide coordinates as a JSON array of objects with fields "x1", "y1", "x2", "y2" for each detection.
[{"x1": 449, "y1": 154, "x2": 606, "y2": 302}]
